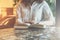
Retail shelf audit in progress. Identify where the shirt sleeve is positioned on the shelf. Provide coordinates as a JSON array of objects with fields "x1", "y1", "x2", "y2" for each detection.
[
  {"x1": 43, "y1": 2, "x2": 55, "y2": 23},
  {"x1": 16, "y1": 5, "x2": 23, "y2": 23}
]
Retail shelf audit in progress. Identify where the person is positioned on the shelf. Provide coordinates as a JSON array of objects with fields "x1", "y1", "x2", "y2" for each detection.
[
  {"x1": 16, "y1": 0, "x2": 55, "y2": 26},
  {"x1": 16, "y1": 0, "x2": 55, "y2": 40},
  {"x1": 16, "y1": 0, "x2": 34, "y2": 25}
]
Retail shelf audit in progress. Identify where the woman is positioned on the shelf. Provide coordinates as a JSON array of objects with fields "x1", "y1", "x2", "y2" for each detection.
[
  {"x1": 16, "y1": 0, "x2": 55, "y2": 40},
  {"x1": 16, "y1": 0, "x2": 34, "y2": 25}
]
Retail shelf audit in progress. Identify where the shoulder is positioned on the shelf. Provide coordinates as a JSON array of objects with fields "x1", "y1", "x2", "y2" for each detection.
[
  {"x1": 35, "y1": 1, "x2": 49, "y2": 9},
  {"x1": 41, "y1": 1, "x2": 51, "y2": 12},
  {"x1": 43, "y1": 1, "x2": 50, "y2": 8}
]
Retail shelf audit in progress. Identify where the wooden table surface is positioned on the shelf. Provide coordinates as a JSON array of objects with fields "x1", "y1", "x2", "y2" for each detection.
[
  {"x1": 0, "y1": 26, "x2": 59, "y2": 40},
  {"x1": 0, "y1": 28, "x2": 17, "y2": 40}
]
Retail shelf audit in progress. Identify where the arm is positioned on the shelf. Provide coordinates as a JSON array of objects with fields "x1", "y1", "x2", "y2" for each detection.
[
  {"x1": 16, "y1": 6, "x2": 23, "y2": 23},
  {"x1": 16, "y1": 6, "x2": 31, "y2": 26},
  {"x1": 39, "y1": 3, "x2": 55, "y2": 25}
]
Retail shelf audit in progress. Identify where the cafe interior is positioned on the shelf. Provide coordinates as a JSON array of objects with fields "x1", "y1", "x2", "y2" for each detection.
[
  {"x1": 0, "y1": 0, "x2": 18, "y2": 28},
  {"x1": 0, "y1": 0, "x2": 19, "y2": 39}
]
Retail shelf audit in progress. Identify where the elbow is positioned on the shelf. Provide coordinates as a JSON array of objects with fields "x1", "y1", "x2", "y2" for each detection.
[{"x1": 49, "y1": 17, "x2": 55, "y2": 25}]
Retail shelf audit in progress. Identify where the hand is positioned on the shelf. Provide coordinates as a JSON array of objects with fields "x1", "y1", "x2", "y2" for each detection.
[
  {"x1": 18, "y1": 22, "x2": 31, "y2": 26},
  {"x1": 24, "y1": 21, "x2": 34, "y2": 24},
  {"x1": 25, "y1": 23, "x2": 31, "y2": 26}
]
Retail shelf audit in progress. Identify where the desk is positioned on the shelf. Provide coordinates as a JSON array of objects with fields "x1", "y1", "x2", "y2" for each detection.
[
  {"x1": 0, "y1": 26, "x2": 57, "y2": 40},
  {"x1": 14, "y1": 26, "x2": 50, "y2": 40},
  {"x1": 0, "y1": 28, "x2": 16, "y2": 40}
]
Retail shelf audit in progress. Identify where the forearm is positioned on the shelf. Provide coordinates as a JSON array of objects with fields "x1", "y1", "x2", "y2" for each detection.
[
  {"x1": 17, "y1": 19, "x2": 31, "y2": 26},
  {"x1": 39, "y1": 20, "x2": 55, "y2": 25}
]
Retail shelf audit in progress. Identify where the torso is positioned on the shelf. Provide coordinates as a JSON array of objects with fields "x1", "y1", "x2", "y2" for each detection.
[{"x1": 18, "y1": 1, "x2": 47, "y2": 23}]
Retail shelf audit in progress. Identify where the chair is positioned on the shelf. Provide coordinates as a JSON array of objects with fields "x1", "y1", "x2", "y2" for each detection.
[{"x1": 0, "y1": 15, "x2": 16, "y2": 29}]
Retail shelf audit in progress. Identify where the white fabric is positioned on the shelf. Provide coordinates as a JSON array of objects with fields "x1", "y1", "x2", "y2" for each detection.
[{"x1": 16, "y1": 1, "x2": 55, "y2": 25}]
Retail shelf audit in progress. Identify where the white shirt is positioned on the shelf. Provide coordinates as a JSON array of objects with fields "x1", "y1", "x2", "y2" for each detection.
[{"x1": 17, "y1": 1, "x2": 55, "y2": 25}]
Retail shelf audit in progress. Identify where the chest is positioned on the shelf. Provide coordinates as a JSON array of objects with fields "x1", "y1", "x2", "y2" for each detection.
[{"x1": 32, "y1": 4, "x2": 44, "y2": 19}]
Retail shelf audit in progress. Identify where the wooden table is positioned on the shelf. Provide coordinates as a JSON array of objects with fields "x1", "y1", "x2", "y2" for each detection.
[{"x1": 0, "y1": 28, "x2": 16, "y2": 40}]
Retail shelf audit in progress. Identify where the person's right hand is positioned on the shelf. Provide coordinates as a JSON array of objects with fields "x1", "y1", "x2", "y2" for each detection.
[
  {"x1": 18, "y1": 22, "x2": 31, "y2": 26},
  {"x1": 25, "y1": 23, "x2": 31, "y2": 26}
]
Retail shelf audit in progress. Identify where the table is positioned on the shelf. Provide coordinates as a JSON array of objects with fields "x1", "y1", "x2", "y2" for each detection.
[{"x1": 0, "y1": 28, "x2": 16, "y2": 40}]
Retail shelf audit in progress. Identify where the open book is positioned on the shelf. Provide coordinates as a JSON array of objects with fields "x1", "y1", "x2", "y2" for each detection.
[
  {"x1": 15, "y1": 24, "x2": 44, "y2": 30},
  {"x1": 28, "y1": 24, "x2": 44, "y2": 29}
]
